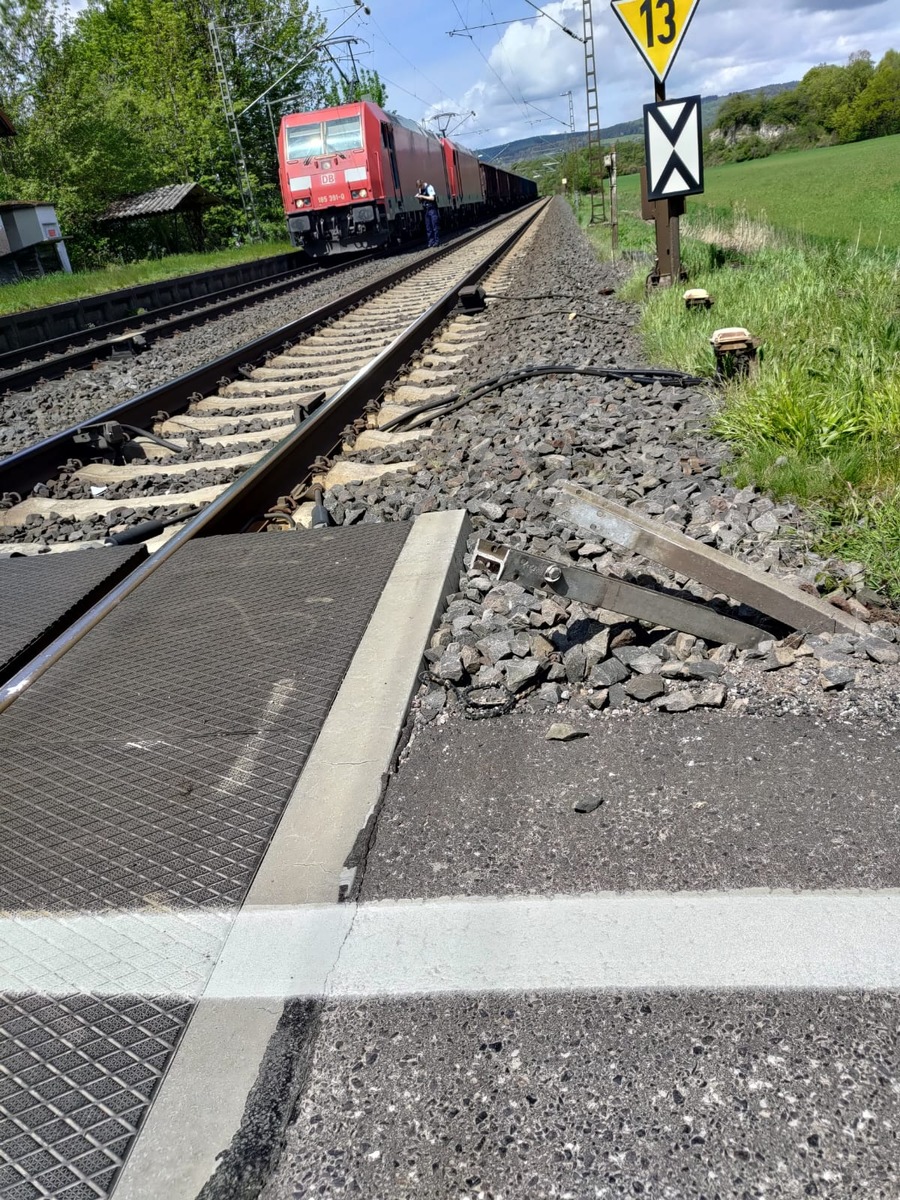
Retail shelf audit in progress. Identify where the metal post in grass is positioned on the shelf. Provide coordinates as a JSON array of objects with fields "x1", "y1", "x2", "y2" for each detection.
[
  {"x1": 607, "y1": 146, "x2": 619, "y2": 257},
  {"x1": 651, "y1": 79, "x2": 681, "y2": 285}
]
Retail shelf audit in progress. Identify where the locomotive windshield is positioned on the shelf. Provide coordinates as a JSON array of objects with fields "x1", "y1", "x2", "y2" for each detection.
[
  {"x1": 285, "y1": 123, "x2": 324, "y2": 160},
  {"x1": 285, "y1": 115, "x2": 363, "y2": 161},
  {"x1": 324, "y1": 116, "x2": 362, "y2": 153}
]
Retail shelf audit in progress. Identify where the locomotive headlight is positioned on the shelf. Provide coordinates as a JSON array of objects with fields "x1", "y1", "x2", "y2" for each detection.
[{"x1": 350, "y1": 188, "x2": 368, "y2": 199}]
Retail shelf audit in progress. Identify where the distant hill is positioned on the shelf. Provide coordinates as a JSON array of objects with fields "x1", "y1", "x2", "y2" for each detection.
[{"x1": 475, "y1": 81, "x2": 800, "y2": 165}]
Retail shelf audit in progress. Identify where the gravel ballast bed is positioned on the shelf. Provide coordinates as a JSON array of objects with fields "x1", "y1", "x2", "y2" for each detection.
[{"x1": 319, "y1": 199, "x2": 900, "y2": 724}]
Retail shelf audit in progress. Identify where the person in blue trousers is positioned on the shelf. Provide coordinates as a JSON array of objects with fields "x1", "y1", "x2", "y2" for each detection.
[{"x1": 416, "y1": 179, "x2": 440, "y2": 247}]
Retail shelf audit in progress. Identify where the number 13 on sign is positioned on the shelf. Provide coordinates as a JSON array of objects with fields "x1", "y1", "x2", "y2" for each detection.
[
  {"x1": 610, "y1": 0, "x2": 701, "y2": 82},
  {"x1": 640, "y1": 0, "x2": 675, "y2": 46}
]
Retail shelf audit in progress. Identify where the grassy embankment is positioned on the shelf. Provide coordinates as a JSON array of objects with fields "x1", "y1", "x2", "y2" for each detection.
[
  {"x1": 0, "y1": 239, "x2": 294, "y2": 316},
  {"x1": 585, "y1": 135, "x2": 900, "y2": 598}
]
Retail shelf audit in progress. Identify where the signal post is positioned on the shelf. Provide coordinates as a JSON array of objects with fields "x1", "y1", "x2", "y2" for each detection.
[{"x1": 610, "y1": 0, "x2": 704, "y2": 287}]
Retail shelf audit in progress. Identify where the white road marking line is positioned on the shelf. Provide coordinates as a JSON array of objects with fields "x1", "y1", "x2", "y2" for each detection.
[
  {"x1": 3, "y1": 890, "x2": 900, "y2": 998},
  {"x1": 0, "y1": 908, "x2": 231, "y2": 996}
]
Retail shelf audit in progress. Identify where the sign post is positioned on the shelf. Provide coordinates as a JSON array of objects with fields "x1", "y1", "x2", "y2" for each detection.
[
  {"x1": 605, "y1": 151, "x2": 619, "y2": 255},
  {"x1": 610, "y1": 0, "x2": 702, "y2": 285}
]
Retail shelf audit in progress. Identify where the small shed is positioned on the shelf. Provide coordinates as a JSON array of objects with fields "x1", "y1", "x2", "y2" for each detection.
[
  {"x1": 0, "y1": 109, "x2": 15, "y2": 138},
  {"x1": 100, "y1": 182, "x2": 223, "y2": 256}
]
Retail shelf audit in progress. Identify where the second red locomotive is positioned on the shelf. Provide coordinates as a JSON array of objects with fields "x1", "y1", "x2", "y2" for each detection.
[{"x1": 277, "y1": 100, "x2": 537, "y2": 255}]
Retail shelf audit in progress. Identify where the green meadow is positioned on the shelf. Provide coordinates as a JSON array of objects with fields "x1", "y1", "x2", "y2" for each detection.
[
  {"x1": 597, "y1": 139, "x2": 900, "y2": 599},
  {"x1": 0, "y1": 240, "x2": 293, "y2": 316},
  {"x1": 615, "y1": 133, "x2": 900, "y2": 249},
  {"x1": 690, "y1": 135, "x2": 900, "y2": 249}
]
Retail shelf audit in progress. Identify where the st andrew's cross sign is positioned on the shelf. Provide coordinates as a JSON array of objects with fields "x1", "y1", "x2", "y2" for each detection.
[{"x1": 643, "y1": 95, "x2": 703, "y2": 201}]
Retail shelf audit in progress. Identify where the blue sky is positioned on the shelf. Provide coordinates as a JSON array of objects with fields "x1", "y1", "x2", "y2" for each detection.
[{"x1": 330, "y1": 0, "x2": 900, "y2": 149}]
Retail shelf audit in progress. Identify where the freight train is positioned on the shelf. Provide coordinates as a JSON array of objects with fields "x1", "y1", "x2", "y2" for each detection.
[{"x1": 277, "y1": 100, "x2": 537, "y2": 256}]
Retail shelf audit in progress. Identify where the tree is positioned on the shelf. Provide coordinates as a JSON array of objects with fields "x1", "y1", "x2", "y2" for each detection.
[
  {"x1": 714, "y1": 93, "x2": 766, "y2": 133},
  {"x1": 0, "y1": 0, "x2": 63, "y2": 118},
  {"x1": 320, "y1": 67, "x2": 387, "y2": 108},
  {"x1": 795, "y1": 54, "x2": 873, "y2": 134},
  {"x1": 0, "y1": 0, "x2": 330, "y2": 261},
  {"x1": 846, "y1": 49, "x2": 875, "y2": 95},
  {"x1": 766, "y1": 89, "x2": 809, "y2": 128},
  {"x1": 838, "y1": 49, "x2": 900, "y2": 141}
]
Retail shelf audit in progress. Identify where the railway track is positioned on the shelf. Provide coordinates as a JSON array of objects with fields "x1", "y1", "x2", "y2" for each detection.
[
  {"x1": 3, "y1": 198, "x2": 900, "y2": 1200},
  {"x1": 0, "y1": 251, "x2": 372, "y2": 394},
  {"x1": 0, "y1": 201, "x2": 547, "y2": 705}
]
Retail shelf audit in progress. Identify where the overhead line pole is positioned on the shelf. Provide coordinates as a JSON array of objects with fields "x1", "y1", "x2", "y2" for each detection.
[
  {"x1": 208, "y1": 6, "x2": 364, "y2": 239},
  {"x1": 561, "y1": 88, "x2": 575, "y2": 207},
  {"x1": 208, "y1": 17, "x2": 263, "y2": 240},
  {"x1": 581, "y1": 0, "x2": 606, "y2": 223}
]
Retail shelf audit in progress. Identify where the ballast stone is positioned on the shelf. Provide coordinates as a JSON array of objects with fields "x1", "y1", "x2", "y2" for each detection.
[
  {"x1": 504, "y1": 658, "x2": 542, "y2": 693},
  {"x1": 624, "y1": 674, "x2": 666, "y2": 702}
]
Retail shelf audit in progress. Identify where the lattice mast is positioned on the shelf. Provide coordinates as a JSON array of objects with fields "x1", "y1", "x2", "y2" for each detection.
[
  {"x1": 581, "y1": 0, "x2": 606, "y2": 223},
  {"x1": 208, "y1": 17, "x2": 263, "y2": 238}
]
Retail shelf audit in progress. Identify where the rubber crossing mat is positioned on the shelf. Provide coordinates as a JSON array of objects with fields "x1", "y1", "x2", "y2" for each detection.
[
  {"x1": 0, "y1": 545, "x2": 148, "y2": 688},
  {"x1": 0, "y1": 522, "x2": 409, "y2": 1200}
]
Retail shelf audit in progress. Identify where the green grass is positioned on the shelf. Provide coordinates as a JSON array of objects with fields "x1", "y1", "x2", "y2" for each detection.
[
  {"x1": 690, "y1": 136, "x2": 900, "y2": 250},
  {"x1": 0, "y1": 239, "x2": 295, "y2": 316},
  {"x1": 818, "y1": 491, "x2": 900, "y2": 598},
  {"x1": 578, "y1": 171, "x2": 900, "y2": 600},
  {"x1": 614, "y1": 134, "x2": 900, "y2": 249}
]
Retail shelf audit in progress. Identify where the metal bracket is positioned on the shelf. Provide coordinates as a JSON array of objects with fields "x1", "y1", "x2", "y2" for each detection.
[
  {"x1": 473, "y1": 539, "x2": 766, "y2": 648},
  {"x1": 72, "y1": 420, "x2": 180, "y2": 461},
  {"x1": 108, "y1": 333, "x2": 147, "y2": 359},
  {"x1": 458, "y1": 284, "x2": 487, "y2": 313},
  {"x1": 72, "y1": 421, "x2": 131, "y2": 454}
]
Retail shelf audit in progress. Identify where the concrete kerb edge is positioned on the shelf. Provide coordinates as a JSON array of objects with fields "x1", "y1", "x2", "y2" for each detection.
[{"x1": 111, "y1": 508, "x2": 470, "y2": 1200}]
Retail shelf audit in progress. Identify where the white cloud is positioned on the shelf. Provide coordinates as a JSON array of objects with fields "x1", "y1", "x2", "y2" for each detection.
[{"x1": 435, "y1": 0, "x2": 900, "y2": 148}]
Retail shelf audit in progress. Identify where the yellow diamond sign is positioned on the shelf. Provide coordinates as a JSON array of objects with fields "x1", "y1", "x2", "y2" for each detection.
[{"x1": 610, "y1": 0, "x2": 701, "y2": 83}]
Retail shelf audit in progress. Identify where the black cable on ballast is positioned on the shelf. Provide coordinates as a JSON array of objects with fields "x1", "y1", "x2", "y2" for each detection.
[
  {"x1": 379, "y1": 364, "x2": 710, "y2": 433},
  {"x1": 79, "y1": 421, "x2": 183, "y2": 453},
  {"x1": 119, "y1": 423, "x2": 183, "y2": 453},
  {"x1": 482, "y1": 292, "x2": 614, "y2": 302},
  {"x1": 104, "y1": 507, "x2": 201, "y2": 545}
]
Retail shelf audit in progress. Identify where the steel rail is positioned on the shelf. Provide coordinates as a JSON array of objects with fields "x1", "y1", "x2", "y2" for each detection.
[
  {"x1": 0, "y1": 208, "x2": 532, "y2": 499},
  {"x1": 0, "y1": 254, "x2": 372, "y2": 394},
  {"x1": 0, "y1": 200, "x2": 546, "y2": 714},
  {"x1": 0, "y1": 212, "x2": 524, "y2": 395}
]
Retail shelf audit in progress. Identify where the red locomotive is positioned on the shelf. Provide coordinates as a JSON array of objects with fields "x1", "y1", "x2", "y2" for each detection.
[{"x1": 277, "y1": 100, "x2": 537, "y2": 255}]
